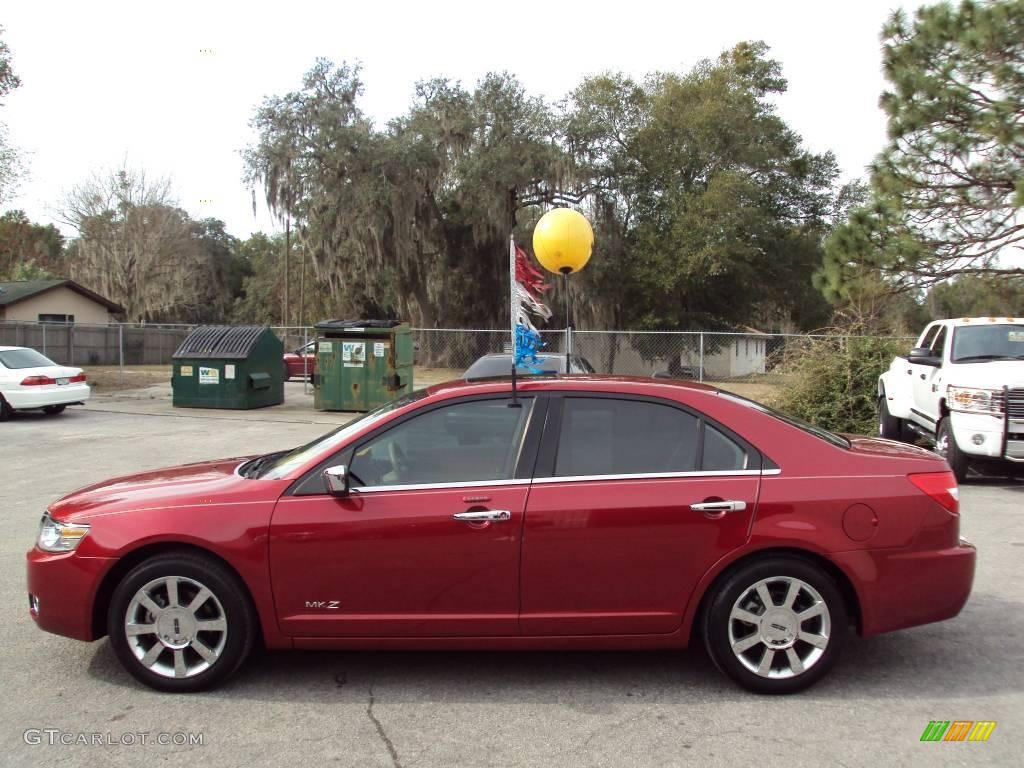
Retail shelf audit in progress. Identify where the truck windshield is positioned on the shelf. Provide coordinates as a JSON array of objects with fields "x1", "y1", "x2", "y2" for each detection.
[{"x1": 951, "y1": 325, "x2": 1024, "y2": 363}]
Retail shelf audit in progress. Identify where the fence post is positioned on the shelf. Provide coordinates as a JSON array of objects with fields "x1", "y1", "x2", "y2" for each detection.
[
  {"x1": 68, "y1": 324, "x2": 74, "y2": 365},
  {"x1": 699, "y1": 333, "x2": 705, "y2": 382},
  {"x1": 42, "y1": 323, "x2": 46, "y2": 355},
  {"x1": 119, "y1": 324, "x2": 124, "y2": 386}
]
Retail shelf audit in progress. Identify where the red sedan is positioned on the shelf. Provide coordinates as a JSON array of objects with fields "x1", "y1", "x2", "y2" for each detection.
[
  {"x1": 283, "y1": 341, "x2": 316, "y2": 380},
  {"x1": 26, "y1": 376, "x2": 974, "y2": 694}
]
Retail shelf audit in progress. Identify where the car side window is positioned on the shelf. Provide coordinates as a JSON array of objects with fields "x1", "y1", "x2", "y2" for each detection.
[
  {"x1": 554, "y1": 397, "x2": 699, "y2": 476},
  {"x1": 349, "y1": 398, "x2": 534, "y2": 487},
  {"x1": 930, "y1": 326, "x2": 948, "y2": 359},
  {"x1": 918, "y1": 325, "x2": 939, "y2": 351},
  {"x1": 702, "y1": 424, "x2": 748, "y2": 471}
]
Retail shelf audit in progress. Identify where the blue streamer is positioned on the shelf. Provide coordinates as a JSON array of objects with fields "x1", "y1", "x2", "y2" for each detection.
[{"x1": 514, "y1": 323, "x2": 546, "y2": 373}]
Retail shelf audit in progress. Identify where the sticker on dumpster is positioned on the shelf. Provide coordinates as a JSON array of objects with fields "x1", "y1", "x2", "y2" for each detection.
[
  {"x1": 343, "y1": 341, "x2": 366, "y2": 367},
  {"x1": 318, "y1": 341, "x2": 332, "y2": 353},
  {"x1": 180, "y1": 365, "x2": 193, "y2": 377},
  {"x1": 225, "y1": 364, "x2": 235, "y2": 380},
  {"x1": 1009, "y1": 331, "x2": 1024, "y2": 342},
  {"x1": 374, "y1": 342, "x2": 387, "y2": 358},
  {"x1": 199, "y1": 366, "x2": 219, "y2": 385}
]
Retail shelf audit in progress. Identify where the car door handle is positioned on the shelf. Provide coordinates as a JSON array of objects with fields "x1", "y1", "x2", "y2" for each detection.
[
  {"x1": 690, "y1": 501, "x2": 747, "y2": 513},
  {"x1": 453, "y1": 510, "x2": 512, "y2": 522}
]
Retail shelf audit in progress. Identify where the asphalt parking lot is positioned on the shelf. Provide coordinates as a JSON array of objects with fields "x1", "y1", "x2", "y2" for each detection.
[{"x1": 2, "y1": 387, "x2": 1022, "y2": 767}]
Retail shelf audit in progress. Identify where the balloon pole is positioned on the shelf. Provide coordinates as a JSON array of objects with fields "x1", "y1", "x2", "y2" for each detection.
[{"x1": 562, "y1": 270, "x2": 571, "y2": 374}]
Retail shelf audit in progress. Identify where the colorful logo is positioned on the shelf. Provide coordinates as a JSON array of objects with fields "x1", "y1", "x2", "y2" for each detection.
[{"x1": 920, "y1": 721, "x2": 997, "y2": 742}]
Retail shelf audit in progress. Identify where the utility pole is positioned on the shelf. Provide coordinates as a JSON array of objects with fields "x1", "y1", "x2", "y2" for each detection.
[{"x1": 283, "y1": 216, "x2": 291, "y2": 328}]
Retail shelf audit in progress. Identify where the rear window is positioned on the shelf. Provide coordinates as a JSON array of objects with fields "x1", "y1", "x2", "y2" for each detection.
[
  {"x1": 718, "y1": 392, "x2": 850, "y2": 449},
  {"x1": 0, "y1": 348, "x2": 57, "y2": 369}
]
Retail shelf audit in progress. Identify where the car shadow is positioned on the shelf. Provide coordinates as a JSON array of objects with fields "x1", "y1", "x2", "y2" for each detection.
[{"x1": 87, "y1": 589, "x2": 1022, "y2": 702}]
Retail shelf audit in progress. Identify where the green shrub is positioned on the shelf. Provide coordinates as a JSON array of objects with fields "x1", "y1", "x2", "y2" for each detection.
[{"x1": 774, "y1": 334, "x2": 906, "y2": 435}]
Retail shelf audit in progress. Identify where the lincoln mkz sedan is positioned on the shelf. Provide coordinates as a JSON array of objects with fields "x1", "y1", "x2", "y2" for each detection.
[{"x1": 27, "y1": 376, "x2": 975, "y2": 694}]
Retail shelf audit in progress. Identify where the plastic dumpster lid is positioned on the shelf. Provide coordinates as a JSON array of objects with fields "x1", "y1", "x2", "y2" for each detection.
[
  {"x1": 172, "y1": 325, "x2": 270, "y2": 360},
  {"x1": 314, "y1": 319, "x2": 404, "y2": 330}
]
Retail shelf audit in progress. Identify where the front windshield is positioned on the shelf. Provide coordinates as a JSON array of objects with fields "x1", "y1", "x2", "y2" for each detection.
[
  {"x1": 0, "y1": 348, "x2": 58, "y2": 369},
  {"x1": 951, "y1": 324, "x2": 1024, "y2": 362},
  {"x1": 256, "y1": 390, "x2": 429, "y2": 479}
]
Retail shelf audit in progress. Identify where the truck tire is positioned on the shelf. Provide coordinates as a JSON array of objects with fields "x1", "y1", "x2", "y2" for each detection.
[
  {"x1": 878, "y1": 397, "x2": 903, "y2": 441},
  {"x1": 936, "y1": 419, "x2": 969, "y2": 483}
]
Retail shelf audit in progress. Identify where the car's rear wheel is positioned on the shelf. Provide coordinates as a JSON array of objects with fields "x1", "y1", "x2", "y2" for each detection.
[
  {"x1": 107, "y1": 552, "x2": 256, "y2": 692},
  {"x1": 936, "y1": 419, "x2": 969, "y2": 483},
  {"x1": 283, "y1": 361, "x2": 291, "y2": 382},
  {"x1": 0, "y1": 395, "x2": 11, "y2": 422},
  {"x1": 43, "y1": 405, "x2": 66, "y2": 415},
  {"x1": 704, "y1": 556, "x2": 847, "y2": 694},
  {"x1": 878, "y1": 396, "x2": 903, "y2": 441}
]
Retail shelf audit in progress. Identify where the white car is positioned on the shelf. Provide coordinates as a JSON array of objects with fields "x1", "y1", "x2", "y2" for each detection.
[
  {"x1": 0, "y1": 346, "x2": 90, "y2": 420},
  {"x1": 878, "y1": 317, "x2": 1024, "y2": 480}
]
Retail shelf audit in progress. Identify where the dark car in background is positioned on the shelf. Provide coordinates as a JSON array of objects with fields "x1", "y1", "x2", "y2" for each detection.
[{"x1": 463, "y1": 353, "x2": 595, "y2": 378}]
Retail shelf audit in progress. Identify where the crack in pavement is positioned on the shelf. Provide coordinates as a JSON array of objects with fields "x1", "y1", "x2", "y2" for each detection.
[{"x1": 367, "y1": 683, "x2": 403, "y2": 768}]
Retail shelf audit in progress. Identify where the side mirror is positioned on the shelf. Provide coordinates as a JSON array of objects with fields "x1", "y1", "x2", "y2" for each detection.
[
  {"x1": 909, "y1": 347, "x2": 942, "y2": 367},
  {"x1": 323, "y1": 465, "x2": 350, "y2": 496}
]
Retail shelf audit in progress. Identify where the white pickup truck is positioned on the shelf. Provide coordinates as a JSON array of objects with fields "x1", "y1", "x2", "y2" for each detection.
[{"x1": 878, "y1": 317, "x2": 1024, "y2": 481}]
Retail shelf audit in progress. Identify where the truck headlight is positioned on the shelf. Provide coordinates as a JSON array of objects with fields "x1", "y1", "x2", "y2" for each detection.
[
  {"x1": 37, "y1": 513, "x2": 90, "y2": 553},
  {"x1": 947, "y1": 386, "x2": 1004, "y2": 416}
]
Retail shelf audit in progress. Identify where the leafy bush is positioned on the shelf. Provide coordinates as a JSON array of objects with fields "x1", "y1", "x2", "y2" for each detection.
[{"x1": 775, "y1": 333, "x2": 906, "y2": 435}]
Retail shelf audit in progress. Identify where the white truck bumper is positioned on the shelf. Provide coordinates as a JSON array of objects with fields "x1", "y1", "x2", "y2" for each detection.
[{"x1": 950, "y1": 410, "x2": 1024, "y2": 462}]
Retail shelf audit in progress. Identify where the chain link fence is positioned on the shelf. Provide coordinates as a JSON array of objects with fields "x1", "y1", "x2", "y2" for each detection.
[{"x1": 0, "y1": 320, "x2": 914, "y2": 386}]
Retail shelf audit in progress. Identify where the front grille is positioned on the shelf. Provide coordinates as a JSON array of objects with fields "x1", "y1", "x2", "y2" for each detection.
[{"x1": 1008, "y1": 388, "x2": 1024, "y2": 420}]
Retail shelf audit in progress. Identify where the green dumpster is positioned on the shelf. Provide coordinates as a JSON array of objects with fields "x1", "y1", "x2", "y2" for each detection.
[
  {"x1": 314, "y1": 320, "x2": 413, "y2": 412},
  {"x1": 171, "y1": 325, "x2": 284, "y2": 409}
]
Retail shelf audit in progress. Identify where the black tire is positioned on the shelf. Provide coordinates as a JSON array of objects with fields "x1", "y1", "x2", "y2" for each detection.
[
  {"x1": 877, "y1": 396, "x2": 903, "y2": 441},
  {"x1": 43, "y1": 404, "x2": 66, "y2": 415},
  {"x1": 703, "y1": 556, "x2": 847, "y2": 695},
  {"x1": 0, "y1": 395, "x2": 11, "y2": 422},
  {"x1": 107, "y1": 552, "x2": 256, "y2": 693},
  {"x1": 936, "y1": 418, "x2": 970, "y2": 483},
  {"x1": 283, "y1": 361, "x2": 291, "y2": 382}
]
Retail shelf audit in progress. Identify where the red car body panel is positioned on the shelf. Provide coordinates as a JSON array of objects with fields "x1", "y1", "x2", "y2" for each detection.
[
  {"x1": 26, "y1": 376, "x2": 975, "y2": 654},
  {"x1": 284, "y1": 347, "x2": 316, "y2": 379}
]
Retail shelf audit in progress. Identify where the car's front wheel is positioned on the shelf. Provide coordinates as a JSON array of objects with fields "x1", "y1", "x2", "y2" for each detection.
[
  {"x1": 704, "y1": 556, "x2": 847, "y2": 694},
  {"x1": 107, "y1": 552, "x2": 256, "y2": 692},
  {"x1": 936, "y1": 418, "x2": 969, "y2": 483}
]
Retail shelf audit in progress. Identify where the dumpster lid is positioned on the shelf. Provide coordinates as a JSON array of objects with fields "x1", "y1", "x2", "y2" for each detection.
[
  {"x1": 314, "y1": 319, "x2": 404, "y2": 330},
  {"x1": 172, "y1": 325, "x2": 271, "y2": 360}
]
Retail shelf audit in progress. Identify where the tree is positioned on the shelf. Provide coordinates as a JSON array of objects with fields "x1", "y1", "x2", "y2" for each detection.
[
  {"x1": 62, "y1": 167, "x2": 210, "y2": 322},
  {"x1": 0, "y1": 210, "x2": 64, "y2": 280},
  {"x1": 244, "y1": 47, "x2": 841, "y2": 344},
  {"x1": 822, "y1": 0, "x2": 1024, "y2": 298},
  {"x1": 0, "y1": 26, "x2": 25, "y2": 205}
]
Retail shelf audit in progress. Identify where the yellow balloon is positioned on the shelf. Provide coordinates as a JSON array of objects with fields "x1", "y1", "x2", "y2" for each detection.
[{"x1": 532, "y1": 208, "x2": 593, "y2": 275}]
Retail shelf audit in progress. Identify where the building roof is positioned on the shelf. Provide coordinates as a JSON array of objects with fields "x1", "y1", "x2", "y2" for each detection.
[{"x1": 0, "y1": 279, "x2": 124, "y2": 314}]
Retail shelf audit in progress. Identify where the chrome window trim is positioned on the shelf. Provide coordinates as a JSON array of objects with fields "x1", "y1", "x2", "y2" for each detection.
[
  {"x1": 533, "y1": 469, "x2": 768, "y2": 484},
  {"x1": 353, "y1": 478, "x2": 533, "y2": 494},
  {"x1": 325, "y1": 468, "x2": 781, "y2": 494}
]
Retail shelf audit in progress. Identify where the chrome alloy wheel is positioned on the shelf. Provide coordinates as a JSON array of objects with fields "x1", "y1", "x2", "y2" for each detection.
[
  {"x1": 936, "y1": 430, "x2": 950, "y2": 459},
  {"x1": 727, "y1": 576, "x2": 831, "y2": 679},
  {"x1": 124, "y1": 576, "x2": 228, "y2": 679}
]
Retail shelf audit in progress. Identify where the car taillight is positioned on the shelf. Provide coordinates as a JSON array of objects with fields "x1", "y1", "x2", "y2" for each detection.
[
  {"x1": 70, "y1": 373, "x2": 87, "y2": 383},
  {"x1": 20, "y1": 375, "x2": 56, "y2": 386},
  {"x1": 908, "y1": 471, "x2": 960, "y2": 515}
]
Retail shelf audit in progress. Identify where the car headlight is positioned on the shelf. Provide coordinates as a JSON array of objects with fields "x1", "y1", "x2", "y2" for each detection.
[
  {"x1": 947, "y1": 386, "x2": 1004, "y2": 416},
  {"x1": 37, "y1": 513, "x2": 90, "y2": 553}
]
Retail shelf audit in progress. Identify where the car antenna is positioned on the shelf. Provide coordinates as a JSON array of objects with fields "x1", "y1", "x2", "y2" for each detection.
[{"x1": 508, "y1": 364, "x2": 522, "y2": 408}]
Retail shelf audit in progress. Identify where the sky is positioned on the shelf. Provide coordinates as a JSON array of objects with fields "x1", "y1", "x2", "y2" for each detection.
[{"x1": 3, "y1": 0, "x2": 925, "y2": 239}]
